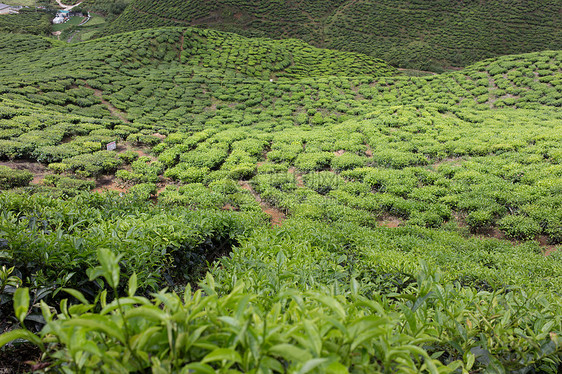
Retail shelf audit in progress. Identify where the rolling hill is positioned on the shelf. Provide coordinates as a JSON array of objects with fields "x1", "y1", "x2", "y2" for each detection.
[
  {"x1": 100, "y1": 0, "x2": 562, "y2": 70},
  {"x1": 0, "y1": 26, "x2": 561, "y2": 373}
]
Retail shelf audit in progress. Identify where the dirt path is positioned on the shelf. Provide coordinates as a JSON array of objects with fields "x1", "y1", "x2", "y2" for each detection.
[
  {"x1": 239, "y1": 181, "x2": 285, "y2": 227},
  {"x1": 179, "y1": 31, "x2": 185, "y2": 62},
  {"x1": 67, "y1": 31, "x2": 77, "y2": 43},
  {"x1": 89, "y1": 87, "x2": 131, "y2": 123},
  {"x1": 56, "y1": 0, "x2": 82, "y2": 10},
  {"x1": 288, "y1": 167, "x2": 304, "y2": 187}
]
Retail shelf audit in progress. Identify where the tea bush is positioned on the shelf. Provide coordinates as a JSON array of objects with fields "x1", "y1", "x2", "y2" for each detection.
[{"x1": 0, "y1": 165, "x2": 32, "y2": 189}]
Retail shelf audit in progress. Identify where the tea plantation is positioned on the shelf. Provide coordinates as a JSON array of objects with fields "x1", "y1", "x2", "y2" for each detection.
[
  {"x1": 0, "y1": 26, "x2": 561, "y2": 373},
  {"x1": 101, "y1": 0, "x2": 562, "y2": 70}
]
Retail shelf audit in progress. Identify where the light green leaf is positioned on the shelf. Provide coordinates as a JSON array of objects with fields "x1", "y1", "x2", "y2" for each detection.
[
  {"x1": 181, "y1": 363, "x2": 216, "y2": 374},
  {"x1": 62, "y1": 288, "x2": 90, "y2": 305},
  {"x1": 0, "y1": 329, "x2": 41, "y2": 348},
  {"x1": 326, "y1": 361, "x2": 349, "y2": 374},
  {"x1": 269, "y1": 344, "x2": 312, "y2": 362},
  {"x1": 298, "y1": 358, "x2": 329, "y2": 374},
  {"x1": 96, "y1": 248, "x2": 121, "y2": 289},
  {"x1": 465, "y1": 352, "x2": 475, "y2": 371},
  {"x1": 14, "y1": 287, "x2": 30, "y2": 325},
  {"x1": 65, "y1": 316, "x2": 126, "y2": 343},
  {"x1": 125, "y1": 306, "x2": 168, "y2": 321},
  {"x1": 128, "y1": 273, "x2": 138, "y2": 297},
  {"x1": 309, "y1": 293, "x2": 346, "y2": 319},
  {"x1": 201, "y1": 348, "x2": 242, "y2": 364}
]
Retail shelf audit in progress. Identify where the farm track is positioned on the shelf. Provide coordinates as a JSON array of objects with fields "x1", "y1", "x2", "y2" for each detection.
[
  {"x1": 89, "y1": 87, "x2": 131, "y2": 123},
  {"x1": 239, "y1": 181, "x2": 285, "y2": 227},
  {"x1": 55, "y1": 0, "x2": 81, "y2": 10}
]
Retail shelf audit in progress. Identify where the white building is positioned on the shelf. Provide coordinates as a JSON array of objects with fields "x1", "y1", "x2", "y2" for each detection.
[
  {"x1": 0, "y1": 3, "x2": 13, "y2": 14},
  {"x1": 53, "y1": 10, "x2": 70, "y2": 24}
]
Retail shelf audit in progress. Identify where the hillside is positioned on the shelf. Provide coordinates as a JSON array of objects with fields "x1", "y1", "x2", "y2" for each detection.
[
  {"x1": 101, "y1": 0, "x2": 562, "y2": 70},
  {"x1": 0, "y1": 9, "x2": 51, "y2": 35},
  {"x1": 0, "y1": 28, "x2": 562, "y2": 373}
]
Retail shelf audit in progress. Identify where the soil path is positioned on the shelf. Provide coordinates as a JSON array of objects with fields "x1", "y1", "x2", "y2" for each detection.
[
  {"x1": 179, "y1": 31, "x2": 185, "y2": 62},
  {"x1": 288, "y1": 167, "x2": 304, "y2": 187},
  {"x1": 239, "y1": 181, "x2": 285, "y2": 227},
  {"x1": 89, "y1": 87, "x2": 131, "y2": 123},
  {"x1": 56, "y1": 0, "x2": 82, "y2": 10}
]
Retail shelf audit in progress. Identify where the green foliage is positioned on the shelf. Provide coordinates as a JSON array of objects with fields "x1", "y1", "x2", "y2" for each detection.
[
  {"x1": 43, "y1": 174, "x2": 95, "y2": 190},
  {"x1": 103, "y1": 0, "x2": 562, "y2": 70},
  {"x1": 4, "y1": 251, "x2": 562, "y2": 373},
  {"x1": 0, "y1": 10, "x2": 52, "y2": 36},
  {"x1": 63, "y1": 151, "x2": 123, "y2": 177},
  {"x1": 498, "y1": 215, "x2": 542, "y2": 240},
  {"x1": 0, "y1": 22, "x2": 562, "y2": 374},
  {"x1": 117, "y1": 150, "x2": 139, "y2": 164},
  {"x1": 0, "y1": 165, "x2": 32, "y2": 189}
]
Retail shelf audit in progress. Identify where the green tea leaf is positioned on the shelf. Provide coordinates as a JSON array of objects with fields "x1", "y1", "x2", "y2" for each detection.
[
  {"x1": 298, "y1": 358, "x2": 329, "y2": 374},
  {"x1": 62, "y1": 288, "x2": 90, "y2": 305},
  {"x1": 128, "y1": 272, "x2": 138, "y2": 297},
  {"x1": 201, "y1": 348, "x2": 242, "y2": 364},
  {"x1": 269, "y1": 344, "x2": 312, "y2": 362},
  {"x1": 14, "y1": 287, "x2": 30, "y2": 325},
  {"x1": 0, "y1": 329, "x2": 42, "y2": 348}
]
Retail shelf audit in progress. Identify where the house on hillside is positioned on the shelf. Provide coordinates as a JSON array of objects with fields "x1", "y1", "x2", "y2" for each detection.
[
  {"x1": 53, "y1": 10, "x2": 70, "y2": 24},
  {"x1": 0, "y1": 3, "x2": 14, "y2": 14}
]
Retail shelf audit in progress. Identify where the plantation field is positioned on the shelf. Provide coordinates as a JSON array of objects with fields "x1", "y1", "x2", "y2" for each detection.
[
  {"x1": 0, "y1": 27, "x2": 561, "y2": 373},
  {"x1": 101, "y1": 0, "x2": 562, "y2": 70},
  {"x1": 0, "y1": 9, "x2": 51, "y2": 35}
]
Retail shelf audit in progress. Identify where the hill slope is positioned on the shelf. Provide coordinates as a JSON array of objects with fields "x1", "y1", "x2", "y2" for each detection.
[
  {"x1": 1, "y1": 29, "x2": 562, "y2": 373},
  {"x1": 102, "y1": 0, "x2": 562, "y2": 70}
]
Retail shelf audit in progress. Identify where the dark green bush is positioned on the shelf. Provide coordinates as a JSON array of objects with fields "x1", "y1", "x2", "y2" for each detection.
[
  {"x1": 43, "y1": 175, "x2": 95, "y2": 191},
  {"x1": 0, "y1": 165, "x2": 32, "y2": 189},
  {"x1": 498, "y1": 215, "x2": 541, "y2": 240}
]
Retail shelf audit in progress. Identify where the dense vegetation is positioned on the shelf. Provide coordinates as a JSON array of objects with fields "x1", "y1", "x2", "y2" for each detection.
[
  {"x1": 0, "y1": 9, "x2": 52, "y2": 35},
  {"x1": 101, "y1": 0, "x2": 562, "y2": 70},
  {"x1": 0, "y1": 25, "x2": 561, "y2": 373}
]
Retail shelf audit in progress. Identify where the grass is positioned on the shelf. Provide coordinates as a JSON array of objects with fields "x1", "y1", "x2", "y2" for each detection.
[
  {"x1": 84, "y1": 14, "x2": 105, "y2": 26},
  {"x1": 0, "y1": 0, "x2": 37, "y2": 6},
  {"x1": 51, "y1": 15, "x2": 84, "y2": 31}
]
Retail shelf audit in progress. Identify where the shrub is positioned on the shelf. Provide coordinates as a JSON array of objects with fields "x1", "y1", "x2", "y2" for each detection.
[
  {"x1": 164, "y1": 164, "x2": 208, "y2": 183},
  {"x1": 128, "y1": 182, "x2": 157, "y2": 200},
  {"x1": 331, "y1": 152, "x2": 367, "y2": 171},
  {"x1": 43, "y1": 175, "x2": 95, "y2": 190},
  {"x1": 466, "y1": 210, "x2": 494, "y2": 232},
  {"x1": 498, "y1": 215, "x2": 541, "y2": 240},
  {"x1": 118, "y1": 150, "x2": 139, "y2": 164},
  {"x1": 294, "y1": 152, "x2": 333, "y2": 172},
  {"x1": 0, "y1": 140, "x2": 26, "y2": 159},
  {"x1": 126, "y1": 133, "x2": 161, "y2": 147},
  {"x1": 47, "y1": 163, "x2": 71, "y2": 174},
  {"x1": 64, "y1": 151, "x2": 123, "y2": 177},
  {"x1": 304, "y1": 171, "x2": 344, "y2": 194},
  {"x1": 0, "y1": 165, "x2": 32, "y2": 189}
]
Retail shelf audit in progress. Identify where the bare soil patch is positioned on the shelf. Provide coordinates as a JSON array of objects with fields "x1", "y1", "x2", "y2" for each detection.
[
  {"x1": 239, "y1": 181, "x2": 285, "y2": 227},
  {"x1": 288, "y1": 167, "x2": 304, "y2": 188},
  {"x1": 539, "y1": 235, "x2": 559, "y2": 256},
  {"x1": 88, "y1": 87, "x2": 130, "y2": 123},
  {"x1": 93, "y1": 174, "x2": 127, "y2": 193},
  {"x1": 0, "y1": 343, "x2": 42, "y2": 374},
  {"x1": 0, "y1": 161, "x2": 49, "y2": 185},
  {"x1": 377, "y1": 215, "x2": 403, "y2": 228}
]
